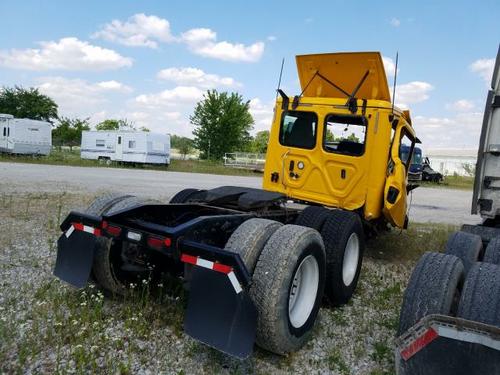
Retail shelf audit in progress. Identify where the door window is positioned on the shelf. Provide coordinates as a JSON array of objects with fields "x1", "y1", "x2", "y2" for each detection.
[
  {"x1": 323, "y1": 114, "x2": 367, "y2": 156},
  {"x1": 279, "y1": 111, "x2": 318, "y2": 149},
  {"x1": 399, "y1": 130, "x2": 415, "y2": 172},
  {"x1": 117, "y1": 136, "x2": 122, "y2": 145}
]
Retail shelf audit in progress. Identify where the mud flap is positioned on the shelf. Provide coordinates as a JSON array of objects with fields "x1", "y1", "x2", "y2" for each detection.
[
  {"x1": 184, "y1": 267, "x2": 257, "y2": 359},
  {"x1": 53, "y1": 230, "x2": 97, "y2": 288}
]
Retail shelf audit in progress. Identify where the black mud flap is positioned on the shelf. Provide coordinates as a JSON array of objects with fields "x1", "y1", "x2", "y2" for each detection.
[
  {"x1": 184, "y1": 267, "x2": 257, "y2": 359},
  {"x1": 53, "y1": 230, "x2": 97, "y2": 288}
]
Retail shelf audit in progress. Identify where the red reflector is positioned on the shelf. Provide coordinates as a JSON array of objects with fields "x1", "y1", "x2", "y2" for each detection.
[
  {"x1": 401, "y1": 327, "x2": 438, "y2": 360},
  {"x1": 105, "y1": 225, "x2": 122, "y2": 237},
  {"x1": 147, "y1": 236, "x2": 164, "y2": 248},
  {"x1": 213, "y1": 262, "x2": 232, "y2": 274},
  {"x1": 180, "y1": 253, "x2": 197, "y2": 265},
  {"x1": 73, "y1": 222, "x2": 84, "y2": 231},
  {"x1": 164, "y1": 237, "x2": 172, "y2": 247},
  {"x1": 101, "y1": 221, "x2": 108, "y2": 229}
]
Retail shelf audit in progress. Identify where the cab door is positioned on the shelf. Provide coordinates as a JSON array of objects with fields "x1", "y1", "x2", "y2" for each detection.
[{"x1": 383, "y1": 124, "x2": 416, "y2": 228}]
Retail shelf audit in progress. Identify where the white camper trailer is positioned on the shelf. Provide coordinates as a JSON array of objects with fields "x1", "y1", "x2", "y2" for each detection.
[
  {"x1": 81, "y1": 131, "x2": 170, "y2": 165},
  {"x1": 0, "y1": 114, "x2": 52, "y2": 155}
]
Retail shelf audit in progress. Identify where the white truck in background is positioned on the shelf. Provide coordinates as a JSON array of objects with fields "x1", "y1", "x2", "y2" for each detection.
[
  {"x1": 0, "y1": 114, "x2": 52, "y2": 155},
  {"x1": 395, "y1": 45, "x2": 500, "y2": 375},
  {"x1": 80, "y1": 130, "x2": 170, "y2": 165}
]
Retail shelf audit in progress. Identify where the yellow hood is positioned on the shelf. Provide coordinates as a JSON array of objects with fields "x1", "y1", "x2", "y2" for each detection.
[{"x1": 296, "y1": 51, "x2": 391, "y2": 101}]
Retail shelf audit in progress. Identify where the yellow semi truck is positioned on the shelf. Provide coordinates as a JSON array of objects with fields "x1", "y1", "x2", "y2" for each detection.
[{"x1": 53, "y1": 51, "x2": 418, "y2": 358}]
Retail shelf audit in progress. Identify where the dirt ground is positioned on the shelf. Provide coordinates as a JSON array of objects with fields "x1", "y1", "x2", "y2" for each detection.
[{"x1": 0, "y1": 191, "x2": 457, "y2": 374}]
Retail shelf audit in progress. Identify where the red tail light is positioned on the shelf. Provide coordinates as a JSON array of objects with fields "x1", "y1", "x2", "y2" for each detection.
[
  {"x1": 105, "y1": 225, "x2": 122, "y2": 237},
  {"x1": 147, "y1": 236, "x2": 172, "y2": 249}
]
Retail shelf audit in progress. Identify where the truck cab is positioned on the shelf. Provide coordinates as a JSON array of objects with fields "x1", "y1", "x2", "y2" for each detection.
[{"x1": 263, "y1": 52, "x2": 418, "y2": 228}]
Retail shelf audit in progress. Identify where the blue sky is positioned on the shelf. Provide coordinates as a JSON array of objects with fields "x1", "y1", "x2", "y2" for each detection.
[{"x1": 0, "y1": 0, "x2": 498, "y2": 149}]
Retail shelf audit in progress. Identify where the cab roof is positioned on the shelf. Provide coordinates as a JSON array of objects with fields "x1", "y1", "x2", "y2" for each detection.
[{"x1": 296, "y1": 52, "x2": 391, "y2": 102}]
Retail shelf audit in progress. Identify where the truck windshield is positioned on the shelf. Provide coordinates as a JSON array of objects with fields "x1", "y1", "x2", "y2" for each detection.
[{"x1": 279, "y1": 111, "x2": 318, "y2": 149}]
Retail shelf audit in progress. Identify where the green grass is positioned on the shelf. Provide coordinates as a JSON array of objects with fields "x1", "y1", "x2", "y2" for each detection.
[
  {"x1": 0, "y1": 149, "x2": 260, "y2": 176},
  {"x1": 420, "y1": 174, "x2": 474, "y2": 190}
]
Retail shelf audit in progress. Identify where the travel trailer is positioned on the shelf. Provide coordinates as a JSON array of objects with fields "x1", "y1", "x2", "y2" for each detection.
[
  {"x1": 0, "y1": 114, "x2": 52, "y2": 155},
  {"x1": 80, "y1": 130, "x2": 170, "y2": 165}
]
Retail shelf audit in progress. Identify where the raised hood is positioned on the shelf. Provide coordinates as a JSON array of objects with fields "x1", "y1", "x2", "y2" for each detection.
[{"x1": 296, "y1": 52, "x2": 391, "y2": 101}]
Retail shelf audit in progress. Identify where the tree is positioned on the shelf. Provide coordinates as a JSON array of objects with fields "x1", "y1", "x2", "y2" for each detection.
[
  {"x1": 96, "y1": 118, "x2": 137, "y2": 131},
  {"x1": 178, "y1": 137, "x2": 194, "y2": 159},
  {"x1": 52, "y1": 117, "x2": 90, "y2": 150},
  {"x1": 96, "y1": 119, "x2": 120, "y2": 131},
  {"x1": 191, "y1": 90, "x2": 253, "y2": 160},
  {"x1": 0, "y1": 86, "x2": 58, "y2": 122},
  {"x1": 251, "y1": 130, "x2": 270, "y2": 154}
]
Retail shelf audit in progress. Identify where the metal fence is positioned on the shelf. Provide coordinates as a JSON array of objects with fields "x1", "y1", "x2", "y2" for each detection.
[{"x1": 223, "y1": 152, "x2": 266, "y2": 170}]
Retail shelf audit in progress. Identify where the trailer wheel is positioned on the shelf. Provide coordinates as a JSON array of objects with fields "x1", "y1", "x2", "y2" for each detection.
[
  {"x1": 444, "y1": 231, "x2": 483, "y2": 274},
  {"x1": 483, "y1": 236, "x2": 500, "y2": 265},
  {"x1": 224, "y1": 218, "x2": 282, "y2": 274},
  {"x1": 457, "y1": 262, "x2": 500, "y2": 327},
  {"x1": 397, "y1": 252, "x2": 464, "y2": 335},
  {"x1": 85, "y1": 193, "x2": 132, "y2": 216},
  {"x1": 295, "y1": 206, "x2": 331, "y2": 231},
  {"x1": 92, "y1": 195, "x2": 155, "y2": 295},
  {"x1": 169, "y1": 188, "x2": 206, "y2": 203},
  {"x1": 320, "y1": 210, "x2": 364, "y2": 305},
  {"x1": 251, "y1": 225, "x2": 325, "y2": 354}
]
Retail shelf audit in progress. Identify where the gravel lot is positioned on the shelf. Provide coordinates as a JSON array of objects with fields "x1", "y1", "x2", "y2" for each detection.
[{"x1": 0, "y1": 163, "x2": 465, "y2": 374}]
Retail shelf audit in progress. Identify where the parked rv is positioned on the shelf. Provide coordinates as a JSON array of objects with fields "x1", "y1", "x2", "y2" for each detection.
[
  {"x1": 80, "y1": 131, "x2": 170, "y2": 165},
  {"x1": 0, "y1": 114, "x2": 52, "y2": 155}
]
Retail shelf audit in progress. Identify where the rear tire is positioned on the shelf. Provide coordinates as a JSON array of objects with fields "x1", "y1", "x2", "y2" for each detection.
[
  {"x1": 397, "y1": 252, "x2": 464, "y2": 335},
  {"x1": 483, "y1": 236, "x2": 500, "y2": 265},
  {"x1": 169, "y1": 188, "x2": 206, "y2": 203},
  {"x1": 320, "y1": 210, "x2": 364, "y2": 305},
  {"x1": 251, "y1": 225, "x2": 325, "y2": 355},
  {"x1": 457, "y1": 262, "x2": 500, "y2": 327},
  {"x1": 224, "y1": 218, "x2": 282, "y2": 275},
  {"x1": 295, "y1": 206, "x2": 331, "y2": 231},
  {"x1": 444, "y1": 231, "x2": 483, "y2": 274},
  {"x1": 85, "y1": 193, "x2": 132, "y2": 216},
  {"x1": 91, "y1": 195, "x2": 155, "y2": 295}
]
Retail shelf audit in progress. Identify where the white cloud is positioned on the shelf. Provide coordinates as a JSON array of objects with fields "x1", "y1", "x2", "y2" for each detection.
[
  {"x1": 0, "y1": 37, "x2": 132, "y2": 71},
  {"x1": 157, "y1": 67, "x2": 241, "y2": 88},
  {"x1": 135, "y1": 86, "x2": 204, "y2": 108},
  {"x1": 93, "y1": 13, "x2": 173, "y2": 48},
  {"x1": 267, "y1": 35, "x2": 277, "y2": 42},
  {"x1": 96, "y1": 80, "x2": 133, "y2": 92},
  {"x1": 249, "y1": 98, "x2": 274, "y2": 133},
  {"x1": 414, "y1": 111, "x2": 483, "y2": 148},
  {"x1": 36, "y1": 76, "x2": 133, "y2": 119},
  {"x1": 446, "y1": 99, "x2": 475, "y2": 112},
  {"x1": 180, "y1": 28, "x2": 264, "y2": 62},
  {"x1": 390, "y1": 18, "x2": 401, "y2": 27},
  {"x1": 395, "y1": 81, "x2": 434, "y2": 108},
  {"x1": 382, "y1": 56, "x2": 397, "y2": 77},
  {"x1": 470, "y1": 58, "x2": 495, "y2": 82}
]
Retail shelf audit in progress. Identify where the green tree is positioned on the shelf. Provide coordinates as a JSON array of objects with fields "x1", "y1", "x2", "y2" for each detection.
[
  {"x1": 95, "y1": 119, "x2": 120, "y2": 131},
  {"x1": 191, "y1": 90, "x2": 253, "y2": 160},
  {"x1": 52, "y1": 117, "x2": 90, "y2": 150},
  {"x1": 251, "y1": 130, "x2": 270, "y2": 154},
  {"x1": 96, "y1": 118, "x2": 137, "y2": 131},
  {"x1": 177, "y1": 137, "x2": 194, "y2": 159},
  {"x1": 0, "y1": 86, "x2": 58, "y2": 122}
]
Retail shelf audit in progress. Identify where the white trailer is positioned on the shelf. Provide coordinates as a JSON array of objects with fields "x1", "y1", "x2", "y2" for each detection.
[
  {"x1": 80, "y1": 130, "x2": 170, "y2": 165},
  {"x1": 0, "y1": 114, "x2": 52, "y2": 155}
]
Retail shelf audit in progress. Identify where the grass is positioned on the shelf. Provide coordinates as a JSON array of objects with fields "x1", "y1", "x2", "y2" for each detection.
[
  {"x1": 0, "y1": 148, "x2": 261, "y2": 177},
  {"x1": 0, "y1": 192, "x2": 459, "y2": 374},
  {"x1": 419, "y1": 174, "x2": 474, "y2": 190}
]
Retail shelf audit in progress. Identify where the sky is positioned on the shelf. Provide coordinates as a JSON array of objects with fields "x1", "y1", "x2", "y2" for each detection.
[{"x1": 0, "y1": 0, "x2": 498, "y2": 149}]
